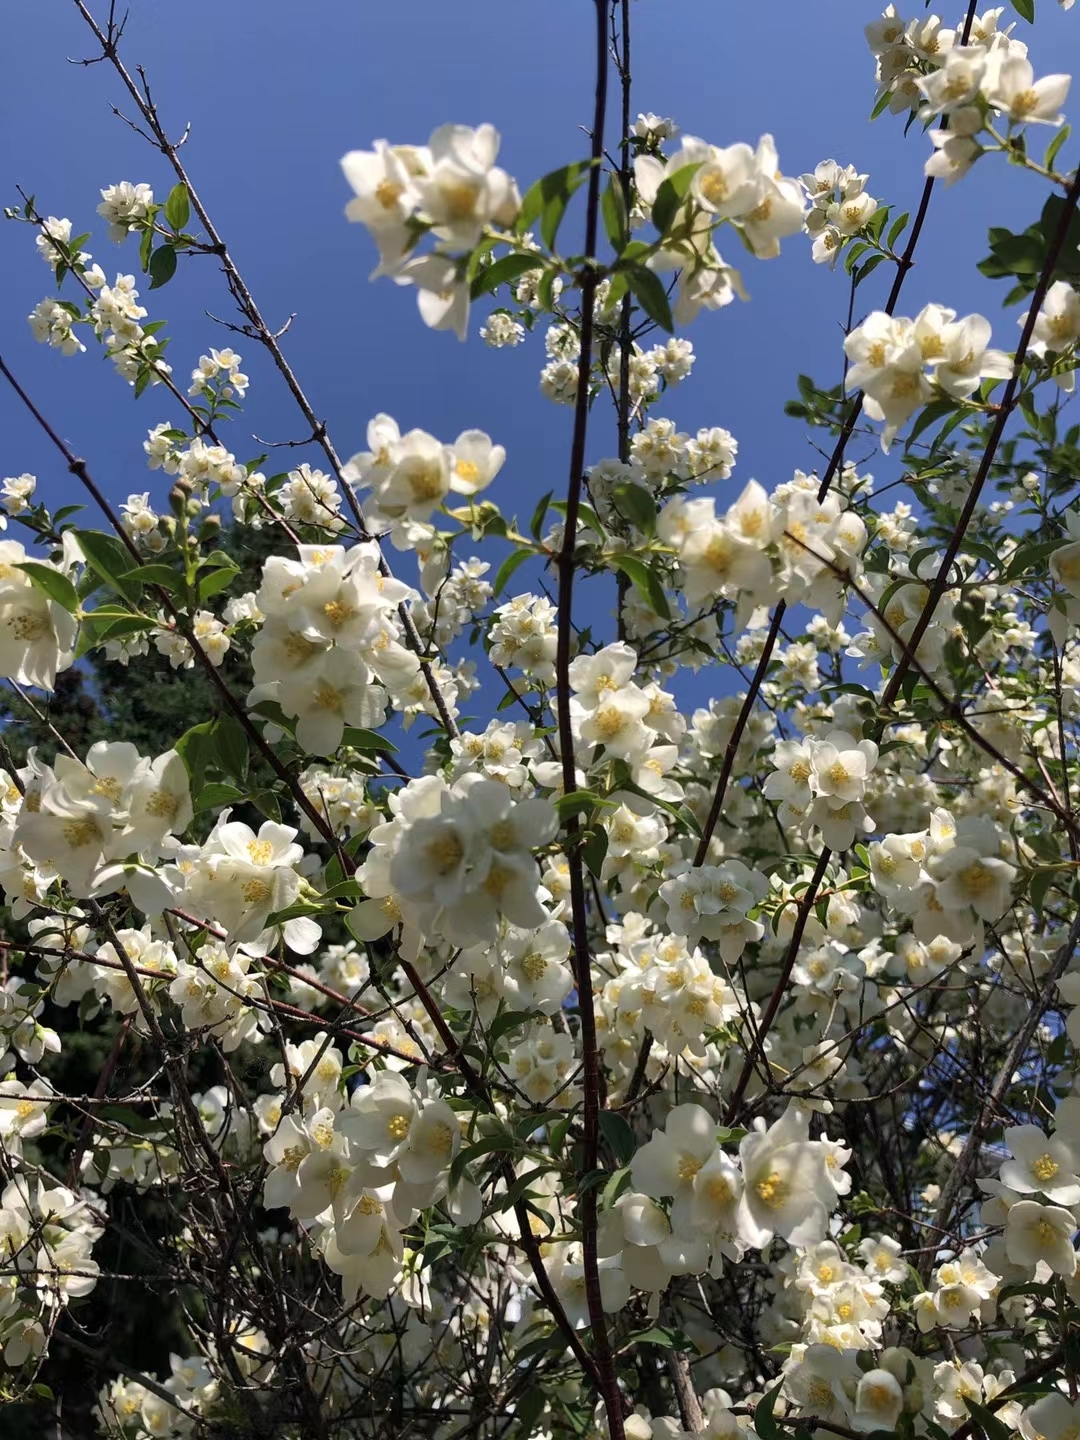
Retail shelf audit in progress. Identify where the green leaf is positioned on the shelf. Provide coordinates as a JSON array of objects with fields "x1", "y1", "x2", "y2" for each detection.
[
  {"x1": 74, "y1": 612, "x2": 152, "y2": 661},
  {"x1": 1030, "y1": 867, "x2": 1058, "y2": 920},
  {"x1": 576, "y1": 502, "x2": 607, "y2": 539},
  {"x1": 250, "y1": 789, "x2": 282, "y2": 823},
  {"x1": 494, "y1": 547, "x2": 535, "y2": 597},
  {"x1": 622, "y1": 262, "x2": 674, "y2": 333},
  {"x1": 582, "y1": 825, "x2": 608, "y2": 878},
  {"x1": 74, "y1": 529, "x2": 143, "y2": 603},
  {"x1": 610, "y1": 553, "x2": 671, "y2": 620},
  {"x1": 215, "y1": 713, "x2": 250, "y2": 782},
  {"x1": 450, "y1": 1131, "x2": 518, "y2": 1186},
  {"x1": 754, "y1": 1384, "x2": 786, "y2": 1440},
  {"x1": 175, "y1": 720, "x2": 216, "y2": 794},
  {"x1": 864, "y1": 205, "x2": 889, "y2": 241},
  {"x1": 139, "y1": 224, "x2": 154, "y2": 274},
  {"x1": 465, "y1": 235, "x2": 496, "y2": 287},
  {"x1": 650, "y1": 162, "x2": 700, "y2": 236},
  {"x1": 512, "y1": 1385, "x2": 548, "y2": 1437},
  {"x1": 250, "y1": 699, "x2": 296, "y2": 736},
  {"x1": 118, "y1": 562, "x2": 184, "y2": 593},
  {"x1": 197, "y1": 565, "x2": 239, "y2": 602},
  {"x1": 981, "y1": 229, "x2": 1045, "y2": 279},
  {"x1": 319, "y1": 878, "x2": 363, "y2": 902},
  {"x1": 529, "y1": 490, "x2": 552, "y2": 542},
  {"x1": 624, "y1": 1326, "x2": 696, "y2": 1353},
  {"x1": 164, "y1": 183, "x2": 191, "y2": 232},
  {"x1": 342, "y1": 728, "x2": 398, "y2": 753},
  {"x1": 854, "y1": 253, "x2": 887, "y2": 287},
  {"x1": 905, "y1": 399, "x2": 957, "y2": 449},
  {"x1": 612, "y1": 482, "x2": 656, "y2": 534},
  {"x1": 1010, "y1": 0, "x2": 1034, "y2": 20},
  {"x1": 1039, "y1": 192, "x2": 1080, "y2": 277},
  {"x1": 598, "y1": 1110, "x2": 635, "y2": 1166},
  {"x1": 869, "y1": 87, "x2": 893, "y2": 121},
  {"x1": 148, "y1": 244, "x2": 178, "y2": 289},
  {"x1": 715, "y1": 1125, "x2": 747, "y2": 1144},
  {"x1": 601, "y1": 175, "x2": 629, "y2": 252},
  {"x1": 536, "y1": 267, "x2": 559, "y2": 313},
  {"x1": 199, "y1": 548, "x2": 239, "y2": 572},
  {"x1": 489, "y1": 1009, "x2": 536, "y2": 1045},
  {"x1": 267, "y1": 900, "x2": 326, "y2": 925},
  {"x1": 928, "y1": 405, "x2": 971, "y2": 458},
  {"x1": 513, "y1": 1331, "x2": 567, "y2": 1365},
  {"x1": 886, "y1": 210, "x2": 909, "y2": 250},
  {"x1": 194, "y1": 782, "x2": 245, "y2": 811},
  {"x1": 601, "y1": 1165, "x2": 632, "y2": 1208},
  {"x1": 15, "y1": 562, "x2": 79, "y2": 614},
  {"x1": 554, "y1": 789, "x2": 606, "y2": 819},
  {"x1": 517, "y1": 160, "x2": 595, "y2": 251},
  {"x1": 493, "y1": 1163, "x2": 558, "y2": 1220},
  {"x1": 964, "y1": 1398, "x2": 1014, "y2": 1440},
  {"x1": 1005, "y1": 538, "x2": 1068, "y2": 581},
  {"x1": 1045, "y1": 124, "x2": 1071, "y2": 174},
  {"x1": 469, "y1": 252, "x2": 544, "y2": 301}
]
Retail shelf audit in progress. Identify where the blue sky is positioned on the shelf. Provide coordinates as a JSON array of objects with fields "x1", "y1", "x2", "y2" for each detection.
[{"x1": 0, "y1": 0, "x2": 1074, "y2": 709}]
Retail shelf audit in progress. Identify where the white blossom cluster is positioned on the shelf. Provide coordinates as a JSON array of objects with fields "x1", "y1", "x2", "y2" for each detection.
[{"x1": 6, "y1": 5, "x2": 1080, "y2": 1437}]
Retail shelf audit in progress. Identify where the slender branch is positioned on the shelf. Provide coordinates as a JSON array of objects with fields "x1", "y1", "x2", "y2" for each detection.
[
  {"x1": 919, "y1": 911, "x2": 1080, "y2": 1279},
  {"x1": 881, "y1": 160, "x2": 1080, "y2": 710},
  {"x1": 614, "y1": 0, "x2": 633, "y2": 641},
  {"x1": 68, "y1": 0, "x2": 459, "y2": 739},
  {"x1": 723, "y1": 847, "x2": 832, "y2": 1125},
  {"x1": 551, "y1": 4, "x2": 625, "y2": 1432},
  {"x1": 692, "y1": 0, "x2": 983, "y2": 869}
]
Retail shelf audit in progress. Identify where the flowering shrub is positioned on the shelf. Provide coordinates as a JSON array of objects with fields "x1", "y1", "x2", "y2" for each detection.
[{"x1": 3, "y1": 1, "x2": 1080, "y2": 1438}]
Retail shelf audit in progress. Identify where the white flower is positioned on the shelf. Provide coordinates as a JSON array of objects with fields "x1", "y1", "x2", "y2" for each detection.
[
  {"x1": 930, "y1": 846, "x2": 1015, "y2": 920},
  {"x1": 397, "y1": 254, "x2": 471, "y2": 342},
  {"x1": 0, "y1": 475, "x2": 36, "y2": 517},
  {"x1": 341, "y1": 139, "x2": 422, "y2": 237},
  {"x1": 278, "y1": 649, "x2": 386, "y2": 756},
  {"x1": 0, "y1": 1077, "x2": 53, "y2": 1155},
  {"x1": 853, "y1": 1370, "x2": 904, "y2": 1433},
  {"x1": 0, "y1": 544, "x2": 77, "y2": 690},
  {"x1": 97, "y1": 181, "x2": 154, "y2": 241},
  {"x1": 1005, "y1": 1199, "x2": 1077, "y2": 1275},
  {"x1": 415, "y1": 122, "x2": 520, "y2": 248},
  {"x1": 985, "y1": 55, "x2": 1071, "y2": 125},
  {"x1": 737, "y1": 1105, "x2": 836, "y2": 1248},
  {"x1": 1020, "y1": 1395, "x2": 1080, "y2": 1440},
  {"x1": 631, "y1": 1104, "x2": 719, "y2": 1218},
  {"x1": 448, "y1": 430, "x2": 505, "y2": 497},
  {"x1": 186, "y1": 816, "x2": 313, "y2": 951},
  {"x1": 999, "y1": 1125, "x2": 1080, "y2": 1204},
  {"x1": 1027, "y1": 281, "x2": 1080, "y2": 373},
  {"x1": 810, "y1": 731, "x2": 879, "y2": 807},
  {"x1": 633, "y1": 112, "x2": 680, "y2": 143},
  {"x1": 917, "y1": 45, "x2": 988, "y2": 114}
]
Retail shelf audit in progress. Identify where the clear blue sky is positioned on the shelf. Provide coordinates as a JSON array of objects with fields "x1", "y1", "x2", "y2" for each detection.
[{"x1": 0, "y1": 1, "x2": 1073, "y2": 688}]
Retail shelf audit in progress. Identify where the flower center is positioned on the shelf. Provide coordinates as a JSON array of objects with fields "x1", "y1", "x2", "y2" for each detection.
[
  {"x1": 387, "y1": 1113, "x2": 411, "y2": 1140},
  {"x1": 1032, "y1": 1153, "x2": 1060, "y2": 1182},
  {"x1": 755, "y1": 1171, "x2": 789, "y2": 1209},
  {"x1": 63, "y1": 818, "x2": 102, "y2": 848},
  {"x1": 144, "y1": 788, "x2": 180, "y2": 820},
  {"x1": 242, "y1": 878, "x2": 273, "y2": 906},
  {"x1": 375, "y1": 179, "x2": 404, "y2": 210},
  {"x1": 677, "y1": 1154, "x2": 703, "y2": 1183}
]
